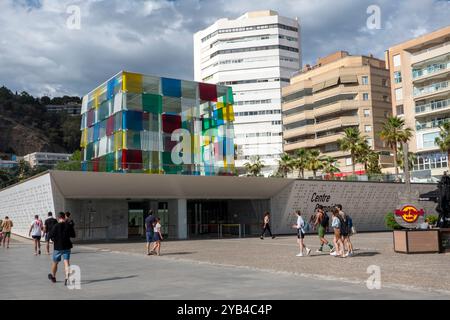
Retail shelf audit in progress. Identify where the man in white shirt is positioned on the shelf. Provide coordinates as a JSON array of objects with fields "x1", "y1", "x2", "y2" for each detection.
[
  {"x1": 292, "y1": 210, "x2": 311, "y2": 257},
  {"x1": 28, "y1": 215, "x2": 43, "y2": 255}
]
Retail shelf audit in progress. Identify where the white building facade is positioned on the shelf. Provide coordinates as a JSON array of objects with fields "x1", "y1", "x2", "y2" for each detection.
[
  {"x1": 23, "y1": 152, "x2": 72, "y2": 168},
  {"x1": 194, "y1": 10, "x2": 301, "y2": 174}
]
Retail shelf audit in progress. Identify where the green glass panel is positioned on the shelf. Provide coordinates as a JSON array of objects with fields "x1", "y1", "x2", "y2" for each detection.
[{"x1": 142, "y1": 93, "x2": 162, "y2": 114}]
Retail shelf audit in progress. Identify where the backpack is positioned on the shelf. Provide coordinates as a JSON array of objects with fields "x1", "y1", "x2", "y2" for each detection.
[
  {"x1": 321, "y1": 212, "x2": 329, "y2": 228},
  {"x1": 339, "y1": 216, "x2": 348, "y2": 234},
  {"x1": 347, "y1": 216, "x2": 353, "y2": 229}
]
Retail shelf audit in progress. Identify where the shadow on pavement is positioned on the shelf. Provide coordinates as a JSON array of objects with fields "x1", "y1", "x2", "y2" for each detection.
[
  {"x1": 160, "y1": 251, "x2": 197, "y2": 256},
  {"x1": 82, "y1": 275, "x2": 138, "y2": 284},
  {"x1": 352, "y1": 251, "x2": 380, "y2": 257}
]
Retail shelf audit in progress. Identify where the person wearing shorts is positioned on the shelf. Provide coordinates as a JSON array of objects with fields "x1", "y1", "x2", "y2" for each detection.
[
  {"x1": 1, "y1": 216, "x2": 13, "y2": 248},
  {"x1": 48, "y1": 212, "x2": 76, "y2": 285},
  {"x1": 314, "y1": 206, "x2": 333, "y2": 253},
  {"x1": 292, "y1": 210, "x2": 311, "y2": 257},
  {"x1": 29, "y1": 215, "x2": 43, "y2": 255},
  {"x1": 331, "y1": 209, "x2": 344, "y2": 257},
  {"x1": 145, "y1": 210, "x2": 156, "y2": 255},
  {"x1": 152, "y1": 217, "x2": 163, "y2": 256}
]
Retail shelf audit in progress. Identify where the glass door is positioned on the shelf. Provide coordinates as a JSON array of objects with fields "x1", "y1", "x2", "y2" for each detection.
[{"x1": 157, "y1": 202, "x2": 169, "y2": 237}]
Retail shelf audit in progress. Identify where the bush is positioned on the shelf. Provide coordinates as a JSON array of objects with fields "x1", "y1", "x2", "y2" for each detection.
[
  {"x1": 425, "y1": 215, "x2": 438, "y2": 226},
  {"x1": 385, "y1": 212, "x2": 403, "y2": 230}
]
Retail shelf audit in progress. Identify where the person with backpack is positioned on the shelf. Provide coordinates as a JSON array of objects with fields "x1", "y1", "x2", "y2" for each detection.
[
  {"x1": 44, "y1": 212, "x2": 58, "y2": 255},
  {"x1": 336, "y1": 204, "x2": 354, "y2": 257},
  {"x1": 314, "y1": 205, "x2": 333, "y2": 253},
  {"x1": 29, "y1": 215, "x2": 43, "y2": 255},
  {"x1": 292, "y1": 210, "x2": 311, "y2": 257}
]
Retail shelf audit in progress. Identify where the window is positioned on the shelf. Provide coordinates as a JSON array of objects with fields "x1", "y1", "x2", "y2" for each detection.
[
  {"x1": 394, "y1": 71, "x2": 402, "y2": 84},
  {"x1": 382, "y1": 79, "x2": 388, "y2": 87},
  {"x1": 396, "y1": 105, "x2": 404, "y2": 115},
  {"x1": 367, "y1": 138, "x2": 373, "y2": 147},
  {"x1": 393, "y1": 54, "x2": 401, "y2": 67},
  {"x1": 364, "y1": 125, "x2": 372, "y2": 132},
  {"x1": 362, "y1": 76, "x2": 369, "y2": 85},
  {"x1": 395, "y1": 88, "x2": 403, "y2": 101},
  {"x1": 362, "y1": 93, "x2": 369, "y2": 101},
  {"x1": 345, "y1": 158, "x2": 352, "y2": 166},
  {"x1": 363, "y1": 109, "x2": 370, "y2": 117},
  {"x1": 383, "y1": 95, "x2": 389, "y2": 102},
  {"x1": 422, "y1": 132, "x2": 439, "y2": 148}
]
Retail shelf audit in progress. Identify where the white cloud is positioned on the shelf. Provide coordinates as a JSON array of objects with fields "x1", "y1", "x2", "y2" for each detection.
[{"x1": 0, "y1": 0, "x2": 448, "y2": 97}]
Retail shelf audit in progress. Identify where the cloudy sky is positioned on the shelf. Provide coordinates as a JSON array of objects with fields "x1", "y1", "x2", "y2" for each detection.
[{"x1": 0, "y1": 0, "x2": 449, "y2": 97}]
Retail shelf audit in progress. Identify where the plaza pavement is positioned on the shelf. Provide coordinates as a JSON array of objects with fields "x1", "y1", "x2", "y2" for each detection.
[{"x1": 0, "y1": 232, "x2": 449, "y2": 299}]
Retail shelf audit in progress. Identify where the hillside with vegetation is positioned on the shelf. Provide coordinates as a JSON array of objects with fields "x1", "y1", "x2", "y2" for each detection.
[{"x1": 0, "y1": 86, "x2": 81, "y2": 156}]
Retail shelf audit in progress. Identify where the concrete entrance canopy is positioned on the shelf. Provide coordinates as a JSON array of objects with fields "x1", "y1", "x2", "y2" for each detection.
[{"x1": 49, "y1": 170, "x2": 292, "y2": 199}]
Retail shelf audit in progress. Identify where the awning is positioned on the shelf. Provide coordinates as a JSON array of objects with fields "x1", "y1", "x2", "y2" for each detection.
[
  {"x1": 339, "y1": 75, "x2": 358, "y2": 84},
  {"x1": 312, "y1": 82, "x2": 325, "y2": 92},
  {"x1": 324, "y1": 77, "x2": 339, "y2": 88}
]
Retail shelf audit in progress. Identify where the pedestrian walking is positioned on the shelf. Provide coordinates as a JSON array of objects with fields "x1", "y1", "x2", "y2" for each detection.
[
  {"x1": 153, "y1": 217, "x2": 163, "y2": 256},
  {"x1": 44, "y1": 212, "x2": 58, "y2": 255},
  {"x1": 48, "y1": 212, "x2": 76, "y2": 285},
  {"x1": 260, "y1": 212, "x2": 275, "y2": 239},
  {"x1": 29, "y1": 215, "x2": 43, "y2": 255},
  {"x1": 65, "y1": 212, "x2": 75, "y2": 228},
  {"x1": 1, "y1": 216, "x2": 13, "y2": 248},
  {"x1": 330, "y1": 209, "x2": 344, "y2": 257},
  {"x1": 292, "y1": 210, "x2": 311, "y2": 257},
  {"x1": 336, "y1": 204, "x2": 354, "y2": 257},
  {"x1": 145, "y1": 210, "x2": 156, "y2": 255},
  {"x1": 314, "y1": 205, "x2": 333, "y2": 253}
]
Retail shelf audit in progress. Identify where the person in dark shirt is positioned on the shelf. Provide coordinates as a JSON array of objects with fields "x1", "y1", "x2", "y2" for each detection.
[
  {"x1": 145, "y1": 210, "x2": 156, "y2": 255},
  {"x1": 44, "y1": 212, "x2": 58, "y2": 255},
  {"x1": 65, "y1": 211, "x2": 75, "y2": 228},
  {"x1": 48, "y1": 212, "x2": 76, "y2": 285}
]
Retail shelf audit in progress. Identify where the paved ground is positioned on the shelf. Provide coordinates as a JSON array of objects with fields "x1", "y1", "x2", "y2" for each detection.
[{"x1": 0, "y1": 233, "x2": 449, "y2": 299}]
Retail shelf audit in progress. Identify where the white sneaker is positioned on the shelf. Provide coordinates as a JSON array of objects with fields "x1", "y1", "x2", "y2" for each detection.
[
  {"x1": 343, "y1": 252, "x2": 349, "y2": 258},
  {"x1": 296, "y1": 253, "x2": 304, "y2": 257},
  {"x1": 315, "y1": 249, "x2": 323, "y2": 253},
  {"x1": 306, "y1": 248, "x2": 311, "y2": 256},
  {"x1": 330, "y1": 251, "x2": 337, "y2": 256}
]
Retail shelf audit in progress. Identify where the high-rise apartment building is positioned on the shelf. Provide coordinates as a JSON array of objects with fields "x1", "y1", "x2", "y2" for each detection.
[
  {"x1": 386, "y1": 26, "x2": 450, "y2": 176},
  {"x1": 194, "y1": 10, "x2": 301, "y2": 174},
  {"x1": 282, "y1": 51, "x2": 393, "y2": 175}
]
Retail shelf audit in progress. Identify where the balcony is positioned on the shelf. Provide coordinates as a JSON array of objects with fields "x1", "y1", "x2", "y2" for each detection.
[
  {"x1": 283, "y1": 124, "x2": 314, "y2": 139},
  {"x1": 314, "y1": 133, "x2": 344, "y2": 146},
  {"x1": 412, "y1": 62, "x2": 450, "y2": 82},
  {"x1": 314, "y1": 116, "x2": 360, "y2": 132},
  {"x1": 415, "y1": 98, "x2": 450, "y2": 116},
  {"x1": 283, "y1": 139, "x2": 315, "y2": 151},
  {"x1": 416, "y1": 118, "x2": 450, "y2": 131},
  {"x1": 413, "y1": 80, "x2": 449, "y2": 99},
  {"x1": 313, "y1": 99, "x2": 363, "y2": 118}
]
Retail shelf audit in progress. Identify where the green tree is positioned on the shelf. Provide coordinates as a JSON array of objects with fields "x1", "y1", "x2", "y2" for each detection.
[
  {"x1": 277, "y1": 153, "x2": 293, "y2": 178},
  {"x1": 338, "y1": 127, "x2": 365, "y2": 176},
  {"x1": 306, "y1": 149, "x2": 323, "y2": 179},
  {"x1": 55, "y1": 150, "x2": 82, "y2": 171},
  {"x1": 243, "y1": 156, "x2": 265, "y2": 177},
  {"x1": 435, "y1": 122, "x2": 450, "y2": 163},
  {"x1": 294, "y1": 148, "x2": 310, "y2": 178},
  {"x1": 321, "y1": 156, "x2": 340, "y2": 179},
  {"x1": 379, "y1": 116, "x2": 413, "y2": 176},
  {"x1": 396, "y1": 145, "x2": 417, "y2": 173},
  {"x1": 16, "y1": 160, "x2": 32, "y2": 181}
]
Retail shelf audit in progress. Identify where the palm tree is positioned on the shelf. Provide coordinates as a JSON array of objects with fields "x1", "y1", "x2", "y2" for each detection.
[
  {"x1": 306, "y1": 149, "x2": 323, "y2": 179},
  {"x1": 293, "y1": 148, "x2": 310, "y2": 178},
  {"x1": 321, "y1": 156, "x2": 340, "y2": 179},
  {"x1": 338, "y1": 127, "x2": 365, "y2": 176},
  {"x1": 379, "y1": 116, "x2": 413, "y2": 176},
  {"x1": 277, "y1": 153, "x2": 293, "y2": 178},
  {"x1": 243, "y1": 156, "x2": 265, "y2": 177},
  {"x1": 397, "y1": 145, "x2": 417, "y2": 173},
  {"x1": 435, "y1": 122, "x2": 450, "y2": 162}
]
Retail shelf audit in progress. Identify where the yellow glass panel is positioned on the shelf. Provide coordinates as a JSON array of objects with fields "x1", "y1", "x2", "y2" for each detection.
[
  {"x1": 122, "y1": 131, "x2": 127, "y2": 149},
  {"x1": 123, "y1": 71, "x2": 143, "y2": 93}
]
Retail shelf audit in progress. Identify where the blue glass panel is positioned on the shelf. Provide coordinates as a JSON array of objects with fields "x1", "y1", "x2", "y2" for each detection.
[
  {"x1": 161, "y1": 77, "x2": 182, "y2": 98},
  {"x1": 122, "y1": 110, "x2": 143, "y2": 131}
]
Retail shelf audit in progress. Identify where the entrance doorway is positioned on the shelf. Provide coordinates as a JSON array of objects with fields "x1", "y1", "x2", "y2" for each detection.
[{"x1": 128, "y1": 200, "x2": 170, "y2": 239}]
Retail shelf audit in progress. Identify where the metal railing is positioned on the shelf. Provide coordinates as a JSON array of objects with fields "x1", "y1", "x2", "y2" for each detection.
[
  {"x1": 413, "y1": 80, "x2": 449, "y2": 97},
  {"x1": 415, "y1": 98, "x2": 450, "y2": 114},
  {"x1": 187, "y1": 223, "x2": 263, "y2": 239}
]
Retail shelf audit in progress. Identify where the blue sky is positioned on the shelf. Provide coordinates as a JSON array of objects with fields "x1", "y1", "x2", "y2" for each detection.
[{"x1": 0, "y1": 0, "x2": 449, "y2": 97}]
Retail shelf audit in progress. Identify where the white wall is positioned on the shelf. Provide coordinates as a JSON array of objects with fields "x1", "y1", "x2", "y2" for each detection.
[
  {"x1": 271, "y1": 180, "x2": 438, "y2": 234},
  {"x1": 0, "y1": 173, "x2": 55, "y2": 237}
]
